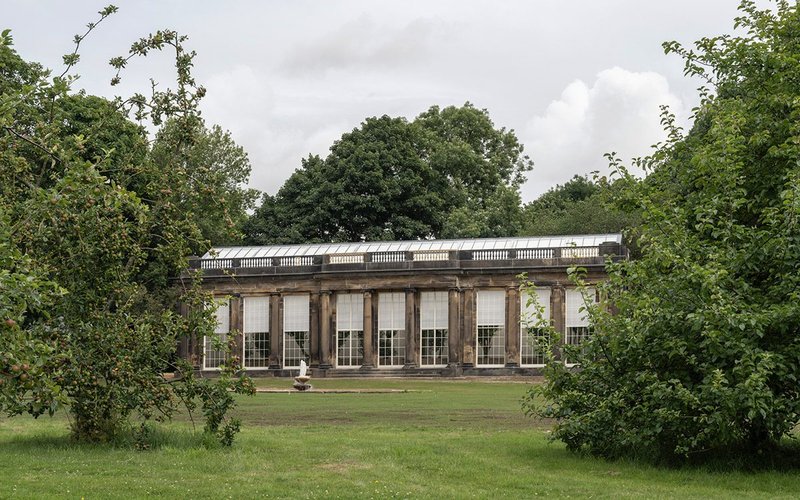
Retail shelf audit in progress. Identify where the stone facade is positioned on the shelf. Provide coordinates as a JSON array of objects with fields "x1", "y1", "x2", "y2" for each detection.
[{"x1": 181, "y1": 236, "x2": 625, "y2": 377}]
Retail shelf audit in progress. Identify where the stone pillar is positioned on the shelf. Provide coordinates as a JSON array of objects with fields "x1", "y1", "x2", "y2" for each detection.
[
  {"x1": 362, "y1": 290, "x2": 375, "y2": 369},
  {"x1": 229, "y1": 295, "x2": 243, "y2": 368},
  {"x1": 269, "y1": 293, "x2": 282, "y2": 369},
  {"x1": 181, "y1": 302, "x2": 202, "y2": 369},
  {"x1": 462, "y1": 288, "x2": 476, "y2": 368},
  {"x1": 404, "y1": 288, "x2": 418, "y2": 368},
  {"x1": 505, "y1": 287, "x2": 520, "y2": 367},
  {"x1": 319, "y1": 291, "x2": 332, "y2": 369},
  {"x1": 178, "y1": 302, "x2": 190, "y2": 361},
  {"x1": 551, "y1": 285, "x2": 565, "y2": 362},
  {"x1": 447, "y1": 287, "x2": 461, "y2": 366},
  {"x1": 309, "y1": 292, "x2": 320, "y2": 367}
]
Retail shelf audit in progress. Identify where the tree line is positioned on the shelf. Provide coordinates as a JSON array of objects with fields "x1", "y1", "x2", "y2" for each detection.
[{"x1": 241, "y1": 104, "x2": 637, "y2": 245}]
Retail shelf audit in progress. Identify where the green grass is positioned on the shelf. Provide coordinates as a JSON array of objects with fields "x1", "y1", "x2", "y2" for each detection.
[{"x1": 1, "y1": 378, "x2": 800, "y2": 498}]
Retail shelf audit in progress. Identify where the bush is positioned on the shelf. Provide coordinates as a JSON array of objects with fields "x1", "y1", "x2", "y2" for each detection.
[{"x1": 523, "y1": 1, "x2": 800, "y2": 461}]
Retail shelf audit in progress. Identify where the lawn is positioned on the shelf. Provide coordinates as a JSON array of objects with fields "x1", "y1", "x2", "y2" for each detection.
[{"x1": 1, "y1": 378, "x2": 799, "y2": 499}]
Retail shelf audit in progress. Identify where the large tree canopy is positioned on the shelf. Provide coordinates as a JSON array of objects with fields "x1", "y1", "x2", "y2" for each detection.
[
  {"x1": 525, "y1": 0, "x2": 800, "y2": 461},
  {"x1": 243, "y1": 103, "x2": 532, "y2": 243},
  {"x1": 520, "y1": 175, "x2": 640, "y2": 237},
  {"x1": 151, "y1": 120, "x2": 259, "y2": 249},
  {"x1": 0, "y1": 14, "x2": 253, "y2": 445}
]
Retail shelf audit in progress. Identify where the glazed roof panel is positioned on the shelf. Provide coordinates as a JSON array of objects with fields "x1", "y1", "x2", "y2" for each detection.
[{"x1": 203, "y1": 234, "x2": 622, "y2": 260}]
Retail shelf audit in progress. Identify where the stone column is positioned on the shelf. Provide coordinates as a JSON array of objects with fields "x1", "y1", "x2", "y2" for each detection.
[
  {"x1": 309, "y1": 292, "x2": 320, "y2": 367},
  {"x1": 404, "y1": 288, "x2": 418, "y2": 368},
  {"x1": 551, "y1": 285, "x2": 565, "y2": 362},
  {"x1": 268, "y1": 293, "x2": 282, "y2": 369},
  {"x1": 462, "y1": 288, "x2": 476, "y2": 368},
  {"x1": 447, "y1": 287, "x2": 461, "y2": 366},
  {"x1": 229, "y1": 295, "x2": 243, "y2": 368},
  {"x1": 362, "y1": 290, "x2": 375, "y2": 369},
  {"x1": 319, "y1": 291, "x2": 332, "y2": 369},
  {"x1": 178, "y1": 302, "x2": 190, "y2": 361},
  {"x1": 181, "y1": 302, "x2": 202, "y2": 369},
  {"x1": 505, "y1": 287, "x2": 520, "y2": 367}
]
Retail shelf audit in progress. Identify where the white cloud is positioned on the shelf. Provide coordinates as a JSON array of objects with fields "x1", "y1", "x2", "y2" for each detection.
[
  {"x1": 280, "y1": 15, "x2": 440, "y2": 76},
  {"x1": 522, "y1": 67, "x2": 686, "y2": 200},
  {"x1": 201, "y1": 65, "x2": 275, "y2": 137}
]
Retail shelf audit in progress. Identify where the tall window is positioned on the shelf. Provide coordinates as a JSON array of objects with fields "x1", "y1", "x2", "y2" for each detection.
[
  {"x1": 520, "y1": 288, "x2": 551, "y2": 366},
  {"x1": 565, "y1": 288, "x2": 596, "y2": 365},
  {"x1": 204, "y1": 298, "x2": 229, "y2": 370},
  {"x1": 283, "y1": 295, "x2": 309, "y2": 368},
  {"x1": 243, "y1": 296, "x2": 269, "y2": 369},
  {"x1": 477, "y1": 290, "x2": 506, "y2": 366},
  {"x1": 420, "y1": 291, "x2": 448, "y2": 366},
  {"x1": 378, "y1": 292, "x2": 405, "y2": 367},
  {"x1": 336, "y1": 293, "x2": 364, "y2": 367}
]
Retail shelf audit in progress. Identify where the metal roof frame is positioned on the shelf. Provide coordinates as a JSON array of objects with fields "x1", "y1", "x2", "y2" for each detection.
[{"x1": 203, "y1": 234, "x2": 622, "y2": 260}]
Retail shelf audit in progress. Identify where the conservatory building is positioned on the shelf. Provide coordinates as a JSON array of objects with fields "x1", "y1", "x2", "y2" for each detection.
[{"x1": 180, "y1": 234, "x2": 626, "y2": 377}]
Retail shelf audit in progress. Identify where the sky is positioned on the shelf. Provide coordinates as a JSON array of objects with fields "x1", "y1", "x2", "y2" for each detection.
[{"x1": 4, "y1": 1, "x2": 762, "y2": 202}]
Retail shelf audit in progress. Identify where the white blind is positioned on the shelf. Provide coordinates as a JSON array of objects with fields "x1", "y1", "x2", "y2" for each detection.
[
  {"x1": 477, "y1": 290, "x2": 505, "y2": 326},
  {"x1": 378, "y1": 292, "x2": 405, "y2": 330},
  {"x1": 521, "y1": 288, "x2": 551, "y2": 326},
  {"x1": 336, "y1": 293, "x2": 364, "y2": 330},
  {"x1": 283, "y1": 294, "x2": 309, "y2": 331},
  {"x1": 566, "y1": 288, "x2": 595, "y2": 327},
  {"x1": 214, "y1": 299, "x2": 229, "y2": 334},
  {"x1": 420, "y1": 291, "x2": 448, "y2": 330},
  {"x1": 243, "y1": 296, "x2": 269, "y2": 333}
]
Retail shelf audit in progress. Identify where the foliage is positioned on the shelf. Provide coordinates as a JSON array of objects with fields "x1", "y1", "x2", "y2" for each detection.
[
  {"x1": 243, "y1": 103, "x2": 531, "y2": 243},
  {"x1": 0, "y1": 8, "x2": 253, "y2": 445},
  {"x1": 520, "y1": 175, "x2": 640, "y2": 237},
  {"x1": 524, "y1": 0, "x2": 800, "y2": 461},
  {"x1": 151, "y1": 120, "x2": 258, "y2": 249}
]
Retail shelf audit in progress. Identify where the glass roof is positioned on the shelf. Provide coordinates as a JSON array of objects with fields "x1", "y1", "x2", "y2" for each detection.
[{"x1": 202, "y1": 234, "x2": 622, "y2": 260}]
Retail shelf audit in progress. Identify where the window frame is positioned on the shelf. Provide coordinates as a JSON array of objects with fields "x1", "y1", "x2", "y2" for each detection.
[
  {"x1": 203, "y1": 297, "x2": 230, "y2": 371},
  {"x1": 336, "y1": 293, "x2": 364, "y2": 368},
  {"x1": 565, "y1": 287, "x2": 596, "y2": 366},
  {"x1": 476, "y1": 290, "x2": 506, "y2": 367},
  {"x1": 520, "y1": 287, "x2": 552, "y2": 367},
  {"x1": 242, "y1": 295, "x2": 270, "y2": 370},
  {"x1": 420, "y1": 291, "x2": 448, "y2": 367},
  {"x1": 377, "y1": 292, "x2": 406, "y2": 368},
  {"x1": 283, "y1": 294, "x2": 310, "y2": 369}
]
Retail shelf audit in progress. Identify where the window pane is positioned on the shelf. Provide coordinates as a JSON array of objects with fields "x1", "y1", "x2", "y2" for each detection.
[
  {"x1": 243, "y1": 296, "x2": 269, "y2": 333},
  {"x1": 420, "y1": 292, "x2": 448, "y2": 366},
  {"x1": 521, "y1": 288, "x2": 551, "y2": 366},
  {"x1": 284, "y1": 295, "x2": 309, "y2": 368},
  {"x1": 476, "y1": 291, "x2": 505, "y2": 366},
  {"x1": 565, "y1": 288, "x2": 596, "y2": 365},
  {"x1": 204, "y1": 299, "x2": 229, "y2": 369},
  {"x1": 378, "y1": 329, "x2": 406, "y2": 366},
  {"x1": 337, "y1": 293, "x2": 364, "y2": 367},
  {"x1": 378, "y1": 293, "x2": 405, "y2": 366}
]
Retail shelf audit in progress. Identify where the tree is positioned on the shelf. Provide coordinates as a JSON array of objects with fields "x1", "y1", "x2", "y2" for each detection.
[
  {"x1": 524, "y1": 0, "x2": 800, "y2": 461},
  {"x1": 243, "y1": 103, "x2": 532, "y2": 243},
  {"x1": 520, "y1": 175, "x2": 640, "y2": 237},
  {"x1": 0, "y1": 10, "x2": 253, "y2": 444},
  {"x1": 151, "y1": 120, "x2": 259, "y2": 249}
]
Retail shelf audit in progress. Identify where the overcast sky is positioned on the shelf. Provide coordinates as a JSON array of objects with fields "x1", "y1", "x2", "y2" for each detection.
[{"x1": 5, "y1": 1, "x2": 760, "y2": 202}]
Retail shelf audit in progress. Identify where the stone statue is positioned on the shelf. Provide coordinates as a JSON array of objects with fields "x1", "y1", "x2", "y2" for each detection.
[{"x1": 293, "y1": 360, "x2": 312, "y2": 391}]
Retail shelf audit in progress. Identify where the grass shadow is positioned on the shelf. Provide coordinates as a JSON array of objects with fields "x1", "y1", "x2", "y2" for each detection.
[
  {"x1": 3, "y1": 423, "x2": 220, "y2": 452},
  {"x1": 509, "y1": 431, "x2": 800, "y2": 473}
]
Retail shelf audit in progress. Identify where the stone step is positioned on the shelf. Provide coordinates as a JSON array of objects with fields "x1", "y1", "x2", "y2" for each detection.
[{"x1": 321, "y1": 368, "x2": 450, "y2": 378}]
